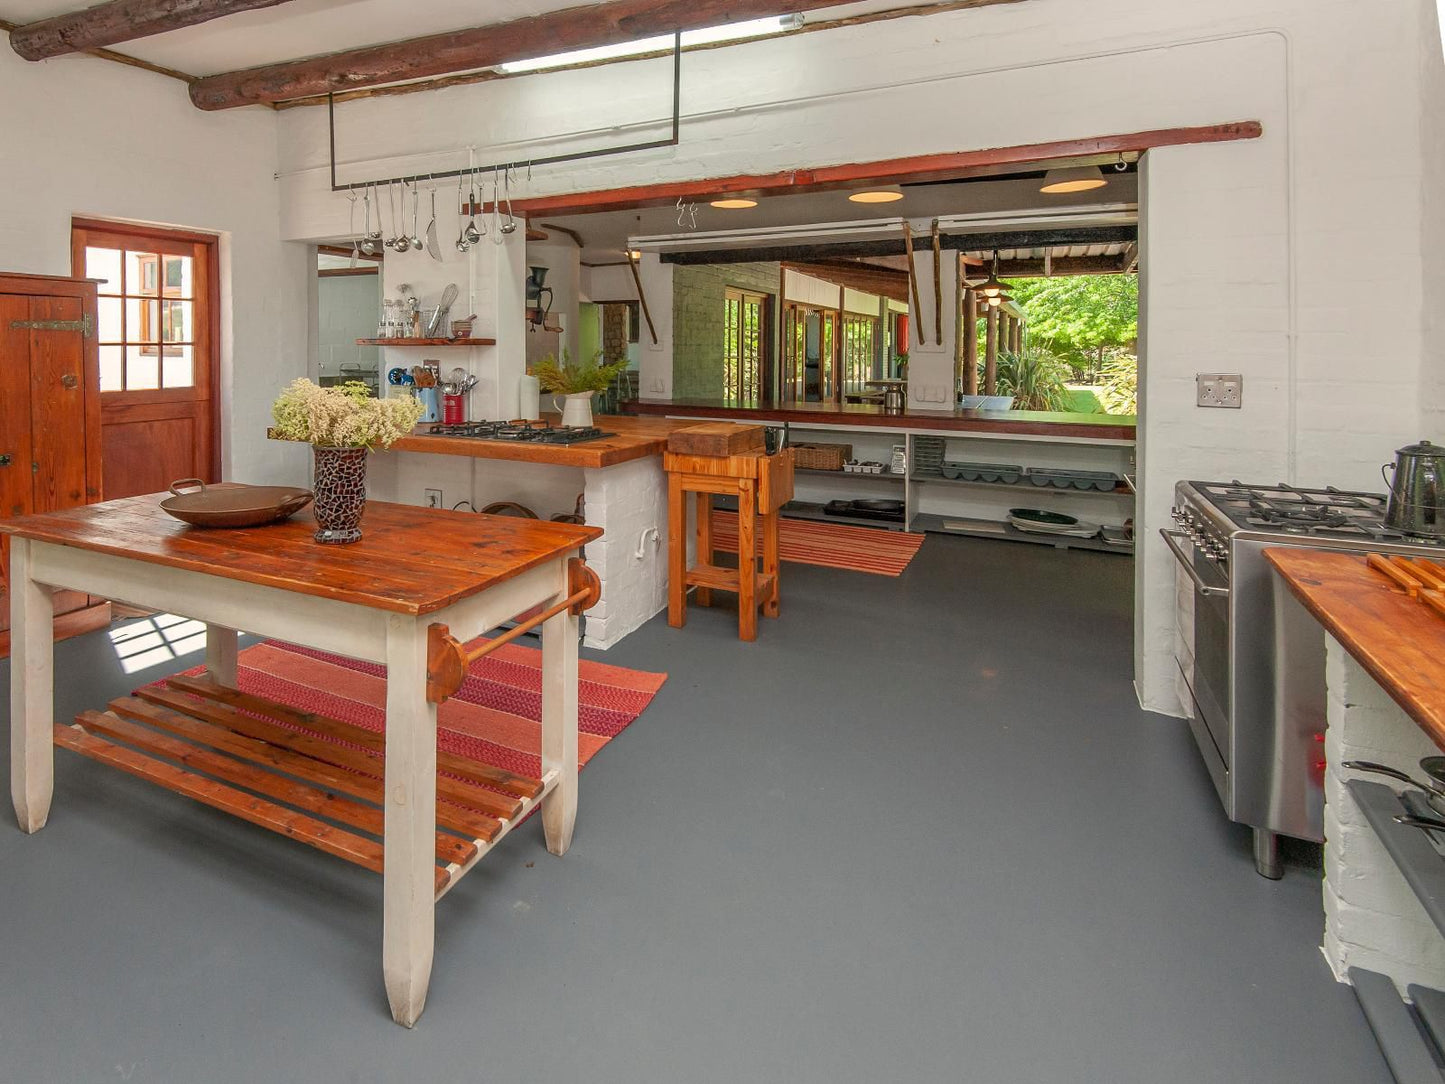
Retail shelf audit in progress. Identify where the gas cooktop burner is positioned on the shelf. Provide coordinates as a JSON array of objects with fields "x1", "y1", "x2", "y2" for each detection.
[
  {"x1": 1190, "y1": 479, "x2": 1438, "y2": 543},
  {"x1": 424, "y1": 420, "x2": 611, "y2": 444}
]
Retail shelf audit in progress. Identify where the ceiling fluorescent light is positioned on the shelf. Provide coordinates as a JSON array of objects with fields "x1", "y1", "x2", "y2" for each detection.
[{"x1": 500, "y1": 15, "x2": 800, "y2": 74}]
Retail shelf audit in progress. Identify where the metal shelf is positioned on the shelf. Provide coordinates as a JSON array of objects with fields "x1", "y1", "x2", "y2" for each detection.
[
  {"x1": 356, "y1": 338, "x2": 496, "y2": 347},
  {"x1": 909, "y1": 513, "x2": 1133, "y2": 555},
  {"x1": 1348, "y1": 968, "x2": 1445, "y2": 1082},
  {"x1": 1346, "y1": 779, "x2": 1445, "y2": 940},
  {"x1": 911, "y1": 469, "x2": 1132, "y2": 497}
]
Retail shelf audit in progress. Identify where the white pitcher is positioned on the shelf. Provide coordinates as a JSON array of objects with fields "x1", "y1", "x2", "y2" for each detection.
[{"x1": 553, "y1": 391, "x2": 595, "y2": 428}]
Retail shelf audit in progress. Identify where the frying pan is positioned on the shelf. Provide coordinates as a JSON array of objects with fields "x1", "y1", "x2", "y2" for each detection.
[{"x1": 1345, "y1": 759, "x2": 1445, "y2": 819}]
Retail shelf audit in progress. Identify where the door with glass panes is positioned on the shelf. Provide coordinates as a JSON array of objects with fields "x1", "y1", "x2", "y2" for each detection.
[{"x1": 71, "y1": 219, "x2": 218, "y2": 499}]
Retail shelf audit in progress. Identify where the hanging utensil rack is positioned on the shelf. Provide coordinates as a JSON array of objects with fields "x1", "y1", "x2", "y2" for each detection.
[{"x1": 328, "y1": 34, "x2": 683, "y2": 193}]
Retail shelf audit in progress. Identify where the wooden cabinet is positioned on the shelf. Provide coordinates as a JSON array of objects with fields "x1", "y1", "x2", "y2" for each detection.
[{"x1": 0, "y1": 271, "x2": 110, "y2": 655}]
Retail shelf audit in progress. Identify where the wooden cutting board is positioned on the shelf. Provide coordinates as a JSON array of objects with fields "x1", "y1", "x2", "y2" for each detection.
[{"x1": 666, "y1": 422, "x2": 764, "y2": 457}]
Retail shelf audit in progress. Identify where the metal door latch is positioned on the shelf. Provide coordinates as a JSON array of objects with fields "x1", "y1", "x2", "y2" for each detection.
[
  {"x1": 10, "y1": 314, "x2": 93, "y2": 337},
  {"x1": 0, "y1": 454, "x2": 10, "y2": 466}
]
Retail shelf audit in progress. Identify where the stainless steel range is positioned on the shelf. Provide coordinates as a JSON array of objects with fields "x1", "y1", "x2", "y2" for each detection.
[
  {"x1": 1166, "y1": 481, "x2": 1444, "y2": 878},
  {"x1": 420, "y1": 420, "x2": 612, "y2": 444}
]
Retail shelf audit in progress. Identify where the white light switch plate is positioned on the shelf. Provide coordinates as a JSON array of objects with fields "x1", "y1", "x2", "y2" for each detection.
[{"x1": 1196, "y1": 373, "x2": 1243, "y2": 409}]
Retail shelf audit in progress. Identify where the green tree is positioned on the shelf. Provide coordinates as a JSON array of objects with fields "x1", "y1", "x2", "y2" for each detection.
[{"x1": 1006, "y1": 275, "x2": 1138, "y2": 371}]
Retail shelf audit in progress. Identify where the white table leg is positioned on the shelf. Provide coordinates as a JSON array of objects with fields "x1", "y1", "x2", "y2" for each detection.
[
  {"x1": 205, "y1": 625, "x2": 238, "y2": 686},
  {"x1": 541, "y1": 562, "x2": 580, "y2": 856},
  {"x1": 382, "y1": 614, "x2": 437, "y2": 1027},
  {"x1": 10, "y1": 538, "x2": 55, "y2": 833}
]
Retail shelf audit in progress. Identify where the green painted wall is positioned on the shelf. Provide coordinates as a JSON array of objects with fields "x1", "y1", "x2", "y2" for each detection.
[
  {"x1": 577, "y1": 302, "x2": 601, "y2": 366},
  {"x1": 671, "y1": 262, "x2": 780, "y2": 400}
]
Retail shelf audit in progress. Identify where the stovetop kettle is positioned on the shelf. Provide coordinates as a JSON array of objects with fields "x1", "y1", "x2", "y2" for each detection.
[{"x1": 1383, "y1": 439, "x2": 1445, "y2": 538}]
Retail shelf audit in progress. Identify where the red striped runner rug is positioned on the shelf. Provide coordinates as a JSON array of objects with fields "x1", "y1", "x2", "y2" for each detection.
[
  {"x1": 151, "y1": 639, "x2": 665, "y2": 780},
  {"x1": 710, "y1": 510, "x2": 924, "y2": 577}
]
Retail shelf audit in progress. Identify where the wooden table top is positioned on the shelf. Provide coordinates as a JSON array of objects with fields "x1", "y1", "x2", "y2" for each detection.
[
  {"x1": 1266, "y1": 547, "x2": 1445, "y2": 751},
  {"x1": 0, "y1": 494, "x2": 601, "y2": 616},
  {"x1": 386, "y1": 414, "x2": 696, "y2": 468}
]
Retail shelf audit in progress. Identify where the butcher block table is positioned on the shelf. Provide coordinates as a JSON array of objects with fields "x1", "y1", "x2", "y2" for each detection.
[{"x1": 2, "y1": 495, "x2": 602, "y2": 1027}]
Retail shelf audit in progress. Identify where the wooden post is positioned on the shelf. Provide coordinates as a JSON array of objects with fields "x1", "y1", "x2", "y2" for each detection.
[
  {"x1": 205, "y1": 625, "x2": 239, "y2": 686},
  {"x1": 963, "y1": 288, "x2": 979, "y2": 396},
  {"x1": 1011, "y1": 317, "x2": 1023, "y2": 354},
  {"x1": 10, "y1": 538, "x2": 55, "y2": 833},
  {"x1": 540, "y1": 561, "x2": 580, "y2": 856},
  {"x1": 984, "y1": 307, "x2": 999, "y2": 396},
  {"x1": 382, "y1": 613, "x2": 439, "y2": 1028}
]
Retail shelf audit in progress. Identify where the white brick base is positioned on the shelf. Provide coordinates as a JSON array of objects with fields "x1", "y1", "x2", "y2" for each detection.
[
  {"x1": 1323, "y1": 635, "x2": 1445, "y2": 994},
  {"x1": 581, "y1": 457, "x2": 669, "y2": 650}
]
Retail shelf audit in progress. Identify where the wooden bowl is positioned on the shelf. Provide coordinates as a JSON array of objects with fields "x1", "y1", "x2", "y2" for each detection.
[{"x1": 160, "y1": 479, "x2": 314, "y2": 529}]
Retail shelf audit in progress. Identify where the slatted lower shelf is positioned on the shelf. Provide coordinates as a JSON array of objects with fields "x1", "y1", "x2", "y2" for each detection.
[{"x1": 56, "y1": 675, "x2": 551, "y2": 898}]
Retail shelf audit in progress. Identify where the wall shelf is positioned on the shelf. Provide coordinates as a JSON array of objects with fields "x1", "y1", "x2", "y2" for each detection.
[
  {"x1": 356, "y1": 338, "x2": 496, "y2": 347},
  {"x1": 911, "y1": 469, "x2": 1132, "y2": 497},
  {"x1": 1348, "y1": 967, "x2": 1445, "y2": 1083},
  {"x1": 797, "y1": 467, "x2": 905, "y2": 484},
  {"x1": 910, "y1": 513, "x2": 1133, "y2": 555},
  {"x1": 1346, "y1": 779, "x2": 1445, "y2": 940}
]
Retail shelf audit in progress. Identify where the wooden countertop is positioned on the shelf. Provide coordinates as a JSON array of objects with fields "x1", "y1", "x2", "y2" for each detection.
[
  {"x1": 0, "y1": 494, "x2": 600, "y2": 616},
  {"x1": 622, "y1": 398, "x2": 1137, "y2": 442},
  {"x1": 386, "y1": 414, "x2": 695, "y2": 468},
  {"x1": 1266, "y1": 547, "x2": 1445, "y2": 751}
]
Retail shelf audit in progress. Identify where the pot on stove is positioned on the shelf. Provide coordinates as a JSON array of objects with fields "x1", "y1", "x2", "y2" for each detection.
[{"x1": 1383, "y1": 438, "x2": 1445, "y2": 538}]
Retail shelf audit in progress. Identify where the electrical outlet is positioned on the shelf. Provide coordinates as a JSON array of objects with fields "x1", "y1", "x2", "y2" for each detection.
[
  {"x1": 1196, "y1": 373, "x2": 1243, "y2": 409},
  {"x1": 424, "y1": 488, "x2": 443, "y2": 509}
]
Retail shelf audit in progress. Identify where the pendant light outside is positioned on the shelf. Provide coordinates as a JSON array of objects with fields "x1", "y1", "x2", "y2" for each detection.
[{"x1": 1040, "y1": 165, "x2": 1108, "y2": 194}]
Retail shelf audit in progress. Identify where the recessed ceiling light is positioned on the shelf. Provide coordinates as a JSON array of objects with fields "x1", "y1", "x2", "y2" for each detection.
[
  {"x1": 710, "y1": 197, "x2": 758, "y2": 209},
  {"x1": 848, "y1": 185, "x2": 904, "y2": 204},
  {"x1": 1040, "y1": 165, "x2": 1108, "y2": 194}
]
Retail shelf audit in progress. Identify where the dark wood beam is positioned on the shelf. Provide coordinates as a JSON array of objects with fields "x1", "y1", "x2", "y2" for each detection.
[
  {"x1": 991, "y1": 255, "x2": 1133, "y2": 277},
  {"x1": 188, "y1": 0, "x2": 879, "y2": 110},
  {"x1": 506, "y1": 123, "x2": 1260, "y2": 217},
  {"x1": 9, "y1": 0, "x2": 296, "y2": 62}
]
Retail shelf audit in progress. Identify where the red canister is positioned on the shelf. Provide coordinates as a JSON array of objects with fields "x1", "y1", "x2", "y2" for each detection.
[{"x1": 442, "y1": 393, "x2": 466, "y2": 425}]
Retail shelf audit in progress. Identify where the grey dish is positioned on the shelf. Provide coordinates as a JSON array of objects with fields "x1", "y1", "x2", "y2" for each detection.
[
  {"x1": 940, "y1": 461, "x2": 1025, "y2": 484},
  {"x1": 1025, "y1": 467, "x2": 1123, "y2": 491}
]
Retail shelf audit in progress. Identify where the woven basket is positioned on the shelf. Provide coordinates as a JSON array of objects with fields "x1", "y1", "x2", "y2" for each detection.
[{"x1": 792, "y1": 442, "x2": 852, "y2": 471}]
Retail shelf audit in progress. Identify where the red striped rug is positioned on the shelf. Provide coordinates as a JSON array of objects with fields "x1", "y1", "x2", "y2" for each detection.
[
  {"x1": 711, "y1": 510, "x2": 924, "y2": 577},
  {"x1": 153, "y1": 639, "x2": 666, "y2": 780}
]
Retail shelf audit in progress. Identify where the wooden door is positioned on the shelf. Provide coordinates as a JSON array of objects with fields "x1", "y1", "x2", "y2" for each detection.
[
  {"x1": 0, "y1": 275, "x2": 105, "y2": 642},
  {"x1": 72, "y1": 220, "x2": 219, "y2": 498}
]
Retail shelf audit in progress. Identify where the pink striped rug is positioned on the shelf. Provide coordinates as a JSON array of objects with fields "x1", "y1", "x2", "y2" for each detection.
[
  {"x1": 711, "y1": 510, "x2": 924, "y2": 577},
  {"x1": 152, "y1": 639, "x2": 666, "y2": 780}
]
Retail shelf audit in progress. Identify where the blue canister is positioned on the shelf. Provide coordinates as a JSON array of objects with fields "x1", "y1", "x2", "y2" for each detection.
[{"x1": 416, "y1": 386, "x2": 440, "y2": 423}]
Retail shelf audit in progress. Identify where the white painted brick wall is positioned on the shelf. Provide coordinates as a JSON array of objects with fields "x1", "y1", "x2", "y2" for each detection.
[
  {"x1": 580, "y1": 457, "x2": 669, "y2": 649},
  {"x1": 1322, "y1": 635, "x2": 1445, "y2": 996}
]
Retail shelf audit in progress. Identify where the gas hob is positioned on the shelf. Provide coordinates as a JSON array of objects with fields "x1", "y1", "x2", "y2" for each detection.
[
  {"x1": 1189, "y1": 480, "x2": 1441, "y2": 545},
  {"x1": 421, "y1": 421, "x2": 612, "y2": 445}
]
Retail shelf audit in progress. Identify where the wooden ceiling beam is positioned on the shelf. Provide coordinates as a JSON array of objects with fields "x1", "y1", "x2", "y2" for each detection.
[
  {"x1": 9, "y1": 0, "x2": 297, "y2": 62},
  {"x1": 187, "y1": 0, "x2": 872, "y2": 110}
]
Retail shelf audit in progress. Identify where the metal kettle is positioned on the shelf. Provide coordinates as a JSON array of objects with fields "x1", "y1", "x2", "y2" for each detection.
[{"x1": 1383, "y1": 439, "x2": 1445, "y2": 538}]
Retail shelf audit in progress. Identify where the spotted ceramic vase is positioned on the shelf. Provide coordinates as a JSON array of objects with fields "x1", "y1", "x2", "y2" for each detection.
[{"x1": 312, "y1": 445, "x2": 368, "y2": 544}]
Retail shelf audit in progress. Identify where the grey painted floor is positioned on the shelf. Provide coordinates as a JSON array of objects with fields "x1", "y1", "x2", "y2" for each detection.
[{"x1": 0, "y1": 535, "x2": 1386, "y2": 1083}]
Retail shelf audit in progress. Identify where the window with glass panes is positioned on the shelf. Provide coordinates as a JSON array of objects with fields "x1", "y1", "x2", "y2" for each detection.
[
  {"x1": 840, "y1": 314, "x2": 877, "y2": 395},
  {"x1": 723, "y1": 288, "x2": 767, "y2": 402},
  {"x1": 84, "y1": 244, "x2": 197, "y2": 391}
]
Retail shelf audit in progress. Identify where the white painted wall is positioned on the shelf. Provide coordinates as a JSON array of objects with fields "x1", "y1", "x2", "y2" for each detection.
[
  {"x1": 262, "y1": 0, "x2": 1440, "y2": 714},
  {"x1": 0, "y1": 48, "x2": 310, "y2": 487},
  {"x1": 525, "y1": 239, "x2": 581, "y2": 360}
]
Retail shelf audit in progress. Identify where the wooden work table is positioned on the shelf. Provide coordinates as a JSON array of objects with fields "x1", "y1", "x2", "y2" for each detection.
[
  {"x1": 1266, "y1": 547, "x2": 1445, "y2": 752},
  {"x1": 3, "y1": 494, "x2": 600, "y2": 1026},
  {"x1": 622, "y1": 397, "x2": 1137, "y2": 442},
  {"x1": 388, "y1": 413, "x2": 697, "y2": 468}
]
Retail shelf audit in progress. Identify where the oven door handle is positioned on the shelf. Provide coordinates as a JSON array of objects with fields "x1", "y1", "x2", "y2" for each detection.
[{"x1": 1159, "y1": 529, "x2": 1231, "y2": 598}]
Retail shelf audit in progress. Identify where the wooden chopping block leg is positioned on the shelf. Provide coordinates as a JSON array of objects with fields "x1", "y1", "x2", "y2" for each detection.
[
  {"x1": 738, "y1": 479, "x2": 758, "y2": 642},
  {"x1": 695, "y1": 490, "x2": 713, "y2": 608},
  {"x1": 668, "y1": 472, "x2": 687, "y2": 628},
  {"x1": 762, "y1": 508, "x2": 781, "y2": 619}
]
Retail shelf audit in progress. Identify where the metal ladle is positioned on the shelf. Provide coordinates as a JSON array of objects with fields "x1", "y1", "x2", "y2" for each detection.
[
  {"x1": 410, "y1": 181, "x2": 424, "y2": 252},
  {"x1": 454, "y1": 174, "x2": 470, "y2": 252},
  {"x1": 465, "y1": 169, "x2": 483, "y2": 245},
  {"x1": 359, "y1": 188, "x2": 380, "y2": 256},
  {"x1": 499, "y1": 165, "x2": 517, "y2": 235}
]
